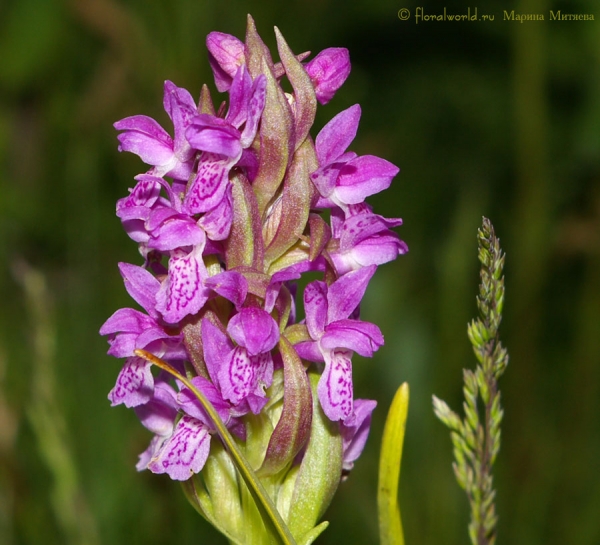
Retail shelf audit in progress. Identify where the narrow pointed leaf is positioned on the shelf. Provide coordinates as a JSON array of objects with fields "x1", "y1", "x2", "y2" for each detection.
[
  {"x1": 198, "y1": 84, "x2": 216, "y2": 115},
  {"x1": 259, "y1": 337, "x2": 312, "y2": 476},
  {"x1": 264, "y1": 139, "x2": 316, "y2": 266},
  {"x1": 308, "y1": 214, "x2": 331, "y2": 262},
  {"x1": 287, "y1": 371, "x2": 342, "y2": 538},
  {"x1": 274, "y1": 26, "x2": 317, "y2": 150},
  {"x1": 298, "y1": 521, "x2": 330, "y2": 545},
  {"x1": 378, "y1": 382, "x2": 409, "y2": 545},
  {"x1": 245, "y1": 17, "x2": 293, "y2": 215},
  {"x1": 225, "y1": 173, "x2": 265, "y2": 271},
  {"x1": 181, "y1": 474, "x2": 243, "y2": 544},
  {"x1": 182, "y1": 313, "x2": 210, "y2": 379},
  {"x1": 245, "y1": 15, "x2": 275, "y2": 76}
]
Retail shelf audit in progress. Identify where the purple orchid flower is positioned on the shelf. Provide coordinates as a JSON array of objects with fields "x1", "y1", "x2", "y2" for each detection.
[
  {"x1": 136, "y1": 367, "x2": 249, "y2": 481},
  {"x1": 206, "y1": 31, "x2": 247, "y2": 92},
  {"x1": 134, "y1": 380, "x2": 212, "y2": 481},
  {"x1": 134, "y1": 379, "x2": 179, "y2": 469},
  {"x1": 100, "y1": 263, "x2": 185, "y2": 406},
  {"x1": 146, "y1": 414, "x2": 211, "y2": 481},
  {"x1": 183, "y1": 67, "x2": 266, "y2": 215},
  {"x1": 114, "y1": 81, "x2": 198, "y2": 181},
  {"x1": 296, "y1": 265, "x2": 384, "y2": 421},
  {"x1": 329, "y1": 204, "x2": 409, "y2": 275},
  {"x1": 156, "y1": 243, "x2": 210, "y2": 325},
  {"x1": 304, "y1": 47, "x2": 351, "y2": 105},
  {"x1": 201, "y1": 311, "x2": 278, "y2": 415},
  {"x1": 311, "y1": 105, "x2": 399, "y2": 211},
  {"x1": 116, "y1": 174, "x2": 164, "y2": 244},
  {"x1": 340, "y1": 398, "x2": 377, "y2": 472},
  {"x1": 207, "y1": 30, "x2": 349, "y2": 106}
]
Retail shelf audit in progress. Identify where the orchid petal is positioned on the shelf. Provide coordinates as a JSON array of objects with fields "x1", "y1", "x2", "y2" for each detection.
[
  {"x1": 227, "y1": 307, "x2": 279, "y2": 355},
  {"x1": 206, "y1": 32, "x2": 246, "y2": 92},
  {"x1": 240, "y1": 74, "x2": 267, "y2": 147},
  {"x1": 318, "y1": 350, "x2": 353, "y2": 421},
  {"x1": 147, "y1": 215, "x2": 205, "y2": 251},
  {"x1": 114, "y1": 115, "x2": 172, "y2": 145},
  {"x1": 204, "y1": 270, "x2": 248, "y2": 309},
  {"x1": 218, "y1": 347, "x2": 256, "y2": 406},
  {"x1": 320, "y1": 318, "x2": 384, "y2": 357},
  {"x1": 99, "y1": 307, "x2": 155, "y2": 336},
  {"x1": 118, "y1": 263, "x2": 161, "y2": 316},
  {"x1": 314, "y1": 104, "x2": 361, "y2": 165},
  {"x1": 156, "y1": 246, "x2": 209, "y2": 324},
  {"x1": 305, "y1": 47, "x2": 351, "y2": 105},
  {"x1": 310, "y1": 164, "x2": 341, "y2": 199},
  {"x1": 201, "y1": 317, "x2": 233, "y2": 384},
  {"x1": 198, "y1": 183, "x2": 234, "y2": 241},
  {"x1": 178, "y1": 376, "x2": 231, "y2": 427},
  {"x1": 338, "y1": 235, "x2": 408, "y2": 273},
  {"x1": 334, "y1": 155, "x2": 399, "y2": 204},
  {"x1": 146, "y1": 205, "x2": 180, "y2": 232},
  {"x1": 326, "y1": 265, "x2": 376, "y2": 323},
  {"x1": 114, "y1": 115, "x2": 174, "y2": 166},
  {"x1": 303, "y1": 281, "x2": 328, "y2": 341},
  {"x1": 135, "y1": 327, "x2": 181, "y2": 355},
  {"x1": 136, "y1": 435, "x2": 166, "y2": 471},
  {"x1": 119, "y1": 217, "x2": 150, "y2": 244},
  {"x1": 186, "y1": 116, "x2": 242, "y2": 158},
  {"x1": 184, "y1": 153, "x2": 235, "y2": 214},
  {"x1": 116, "y1": 175, "x2": 161, "y2": 216},
  {"x1": 226, "y1": 66, "x2": 253, "y2": 128},
  {"x1": 148, "y1": 415, "x2": 211, "y2": 480},
  {"x1": 163, "y1": 80, "x2": 197, "y2": 157},
  {"x1": 294, "y1": 340, "x2": 324, "y2": 363},
  {"x1": 338, "y1": 211, "x2": 398, "y2": 248},
  {"x1": 238, "y1": 353, "x2": 273, "y2": 415},
  {"x1": 134, "y1": 381, "x2": 179, "y2": 436},
  {"x1": 105, "y1": 332, "x2": 137, "y2": 358},
  {"x1": 108, "y1": 356, "x2": 154, "y2": 407},
  {"x1": 340, "y1": 398, "x2": 377, "y2": 471}
]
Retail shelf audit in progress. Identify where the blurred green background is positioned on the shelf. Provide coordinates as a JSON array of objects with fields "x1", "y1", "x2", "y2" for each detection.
[{"x1": 1, "y1": 0, "x2": 599, "y2": 543}]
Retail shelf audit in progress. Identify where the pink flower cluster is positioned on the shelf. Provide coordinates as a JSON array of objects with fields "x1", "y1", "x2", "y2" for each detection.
[{"x1": 101, "y1": 18, "x2": 407, "y2": 482}]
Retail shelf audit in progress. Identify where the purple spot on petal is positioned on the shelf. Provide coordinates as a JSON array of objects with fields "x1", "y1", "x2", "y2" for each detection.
[
  {"x1": 148, "y1": 415, "x2": 210, "y2": 480},
  {"x1": 109, "y1": 357, "x2": 153, "y2": 408},
  {"x1": 318, "y1": 350, "x2": 353, "y2": 421}
]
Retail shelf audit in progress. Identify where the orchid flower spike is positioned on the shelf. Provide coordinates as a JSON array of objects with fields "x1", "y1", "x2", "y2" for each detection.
[{"x1": 102, "y1": 14, "x2": 407, "y2": 544}]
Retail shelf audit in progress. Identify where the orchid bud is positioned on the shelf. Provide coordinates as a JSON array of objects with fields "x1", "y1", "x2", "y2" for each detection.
[
  {"x1": 206, "y1": 31, "x2": 246, "y2": 92},
  {"x1": 304, "y1": 47, "x2": 351, "y2": 104}
]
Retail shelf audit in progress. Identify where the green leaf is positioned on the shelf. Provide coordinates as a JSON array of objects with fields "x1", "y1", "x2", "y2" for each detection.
[
  {"x1": 225, "y1": 174, "x2": 265, "y2": 271},
  {"x1": 259, "y1": 337, "x2": 313, "y2": 476},
  {"x1": 297, "y1": 522, "x2": 330, "y2": 545},
  {"x1": 274, "y1": 26, "x2": 317, "y2": 150},
  {"x1": 286, "y1": 371, "x2": 342, "y2": 539},
  {"x1": 181, "y1": 447, "x2": 245, "y2": 544},
  {"x1": 263, "y1": 139, "x2": 316, "y2": 267},
  {"x1": 245, "y1": 16, "x2": 294, "y2": 216},
  {"x1": 198, "y1": 84, "x2": 216, "y2": 115},
  {"x1": 378, "y1": 382, "x2": 409, "y2": 545}
]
